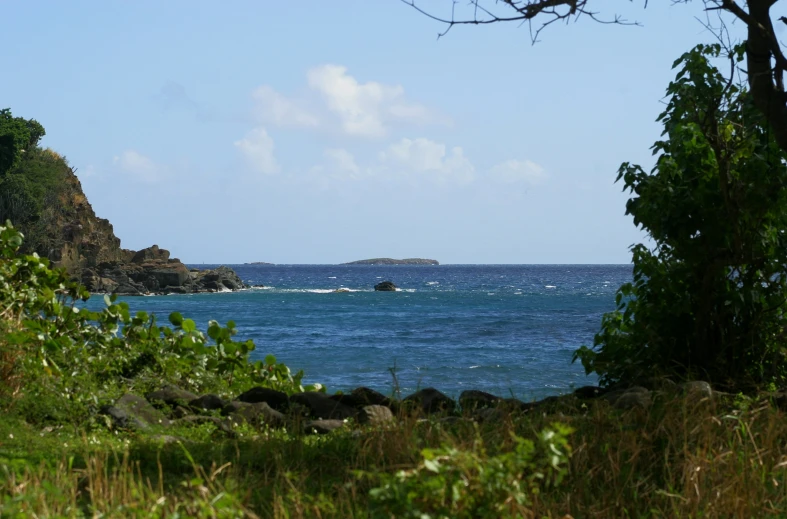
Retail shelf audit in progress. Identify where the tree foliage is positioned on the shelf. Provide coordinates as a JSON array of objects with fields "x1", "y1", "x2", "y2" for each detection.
[
  {"x1": 0, "y1": 108, "x2": 45, "y2": 176},
  {"x1": 574, "y1": 44, "x2": 787, "y2": 389}
]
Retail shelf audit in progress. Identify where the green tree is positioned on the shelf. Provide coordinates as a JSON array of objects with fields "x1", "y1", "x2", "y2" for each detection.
[
  {"x1": 0, "y1": 108, "x2": 34, "y2": 176},
  {"x1": 574, "y1": 44, "x2": 787, "y2": 390}
]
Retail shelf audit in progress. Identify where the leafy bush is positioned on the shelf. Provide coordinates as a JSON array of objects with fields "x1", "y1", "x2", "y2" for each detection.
[
  {"x1": 366, "y1": 423, "x2": 573, "y2": 519},
  {"x1": 0, "y1": 221, "x2": 318, "y2": 424},
  {"x1": 575, "y1": 44, "x2": 787, "y2": 390}
]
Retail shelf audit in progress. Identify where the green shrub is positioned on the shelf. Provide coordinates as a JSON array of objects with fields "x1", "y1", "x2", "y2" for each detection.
[
  {"x1": 0, "y1": 221, "x2": 318, "y2": 425},
  {"x1": 575, "y1": 44, "x2": 787, "y2": 390},
  {"x1": 365, "y1": 423, "x2": 573, "y2": 519}
]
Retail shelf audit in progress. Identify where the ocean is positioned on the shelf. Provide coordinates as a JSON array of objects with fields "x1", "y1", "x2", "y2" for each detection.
[{"x1": 87, "y1": 264, "x2": 632, "y2": 401}]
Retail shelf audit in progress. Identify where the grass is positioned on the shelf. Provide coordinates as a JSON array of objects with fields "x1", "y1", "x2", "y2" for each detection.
[{"x1": 2, "y1": 389, "x2": 787, "y2": 518}]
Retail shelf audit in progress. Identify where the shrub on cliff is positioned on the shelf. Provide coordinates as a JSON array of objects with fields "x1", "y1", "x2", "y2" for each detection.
[
  {"x1": 575, "y1": 44, "x2": 787, "y2": 390},
  {"x1": 0, "y1": 221, "x2": 315, "y2": 424}
]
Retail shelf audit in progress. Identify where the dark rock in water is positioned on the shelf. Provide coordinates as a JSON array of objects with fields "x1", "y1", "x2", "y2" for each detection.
[
  {"x1": 82, "y1": 250, "x2": 245, "y2": 296},
  {"x1": 235, "y1": 387, "x2": 289, "y2": 412},
  {"x1": 223, "y1": 401, "x2": 285, "y2": 428},
  {"x1": 304, "y1": 419, "x2": 345, "y2": 434},
  {"x1": 101, "y1": 393, "x2": 171, "y2": 430},
  {"x1": 192, "y1": 266, "x2": 245, "y2": 291},
  {"x1": 290, "y1": 392, "x2": 357, "y2": 420},
  {"x1": 459, "y1": 390, "x2": 501, "y2": 411},
  {"x1": 358, "y1": 405, "x2": 395, "y2": 425},
  {"x1": 189, "y1": 394, "x2": 226, "y2": 412},
  {"x1": 403, "y1": 388, "x2": 456, "y2": 415},
  {"x1": 146, "y1": 385, "x2": 199, "y2": 408},
  {"x1": 374, "y1": 281, "x2": 397, "y2": 291}
]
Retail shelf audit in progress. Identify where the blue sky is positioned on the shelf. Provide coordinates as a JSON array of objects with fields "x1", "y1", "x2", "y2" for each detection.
[{"x1": 1, "y1": 1, "x2": 746, "y2": 263}]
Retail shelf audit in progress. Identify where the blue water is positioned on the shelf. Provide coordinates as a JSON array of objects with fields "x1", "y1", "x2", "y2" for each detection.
[{"x1": 86, "y1": 265, "x2": 631, "y2": 401}]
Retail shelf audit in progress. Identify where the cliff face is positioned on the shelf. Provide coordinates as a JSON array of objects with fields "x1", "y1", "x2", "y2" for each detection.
[
  {"x1": 14, "y1": 154, "x2": 244, "y2": 295},
  {"x1": 40, "y1": 163, "x2": 132, "y2": 272}
]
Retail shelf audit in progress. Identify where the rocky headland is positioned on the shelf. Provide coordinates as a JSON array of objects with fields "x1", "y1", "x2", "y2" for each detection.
[
  {"x1": 343, "y1": 258, "x2": 439, "y2": 265},
  {"x1": 15, "y1": 155, "x2": 246, "y2": 296}
]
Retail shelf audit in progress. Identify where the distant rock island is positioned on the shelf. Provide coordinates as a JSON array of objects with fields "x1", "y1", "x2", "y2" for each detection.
[
  {"x1": 245, "y1": 261, "x2": 274, "y2": 265},
  {"x1": 342, "y1": 258, "x2": 439, "y2": 265}
]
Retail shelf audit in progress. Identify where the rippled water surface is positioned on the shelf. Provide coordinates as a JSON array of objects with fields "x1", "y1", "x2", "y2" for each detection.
[{"x1": 87, "y1": 264, "x2": 631, "y2": 400}]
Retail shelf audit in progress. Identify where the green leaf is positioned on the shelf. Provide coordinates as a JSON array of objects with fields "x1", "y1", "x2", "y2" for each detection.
[
  {"x1": 182, "y1": 319, "x2": 196, "y2": 333},
  {"x1": 169, "y1": 312, "x2": 183, "y2": 326}
]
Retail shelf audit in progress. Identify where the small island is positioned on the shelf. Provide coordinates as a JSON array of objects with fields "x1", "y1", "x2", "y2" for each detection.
[
  {"x1": 342, "y1": 258, "x2": 439, "y2": 265},
  {"x1": 245, "y1": 261, "x2": 274, "y2": 265}
]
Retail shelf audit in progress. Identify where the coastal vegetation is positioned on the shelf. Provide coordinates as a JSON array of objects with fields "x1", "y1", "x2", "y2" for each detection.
[{"x1": 4, "y1": 39, "x2": 787, "y2": 519}]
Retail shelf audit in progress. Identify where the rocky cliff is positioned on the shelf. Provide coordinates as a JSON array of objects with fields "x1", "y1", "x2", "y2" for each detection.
[{"x1": 19, "y1": 157, "x2": 245, "y2": 295}]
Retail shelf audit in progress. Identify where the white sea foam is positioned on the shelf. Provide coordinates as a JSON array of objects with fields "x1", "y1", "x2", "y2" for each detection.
[
  {"x1": 426, "y1": 281, "x2": 439, "y2": 285},
  {"x1": 328, "y1": 276, "x2": 337, "y2": 279},
  {"x1": 545, "y1": 285, "x2": 557, "y2": 288}
]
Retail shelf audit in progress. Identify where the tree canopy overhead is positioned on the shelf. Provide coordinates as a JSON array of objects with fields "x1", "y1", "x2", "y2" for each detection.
[{"x1": 403, "y1": 0, "x2": 787, "y2": 156}]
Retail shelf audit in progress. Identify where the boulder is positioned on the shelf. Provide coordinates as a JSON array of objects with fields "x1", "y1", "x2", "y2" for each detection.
[
  {"x1": 681, "y1": 380, "x2": 713, "y2": 401},
  {"x1": 602, "y1": 386, "x2": 651, "y2": 410},
  {"x1": 189, "y1": 394, "x2": 226, "y2": 412},
  {"x1": 573, "y1": 386, "x2": 606, "y2": 400},
  {"x1": 146, "y1": 385, "x2": 199, "y2": 408},
  {"x1": 358, "y1": 405, "x2": 395, "y2": 426},
  {"x1": 131, "y1": 245, "x2": 170, "y2": 264},
  {"x1": 290, "y1": 392, "x2": 357, "y2": 420},
  {"x1": 146, "y1": 263, "x2": 190, "y2": 288},
  {"x1": 101, "y1": 393, "x2": 171, "y2": 430},
  {"x1": 222, "y1": 401, "x2": 285, "y2": 428},
  {"x1": 402, "y1": 388, "x2": 456, "y2": 415},
  {"x1": 304, "y1": 419, "x2": 345, "y2": 435},
  {"x1": 351, "y1": 387, "x2": 396, "y2": 408},
  {"x1": 459, "y1": 390, "x2": 501, "y2": 411},
  {"x1": 374, "y1": 281, "x2": 397, "y2": 291},
  {"x1": 235, "y1": 387, "x2": 289, "y2": 412}
]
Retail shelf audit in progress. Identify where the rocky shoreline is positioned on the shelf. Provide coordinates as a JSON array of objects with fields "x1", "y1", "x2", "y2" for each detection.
[
  {"x1": 100, "y1": 378, "x2": 728, "y2": 437},
  {"x1": 81, "y1": 245, "x2": 246, "y2": 296}
]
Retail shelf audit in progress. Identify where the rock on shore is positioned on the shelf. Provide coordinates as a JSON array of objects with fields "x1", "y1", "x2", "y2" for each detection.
[{"x1": 81, "y1": 245, "x2": 246, "y2": 295}]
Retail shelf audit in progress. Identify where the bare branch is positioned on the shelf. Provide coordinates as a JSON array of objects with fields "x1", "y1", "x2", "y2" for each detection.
[{"x1": 400, "y1": 0, "x2": 640, "y2": 44}]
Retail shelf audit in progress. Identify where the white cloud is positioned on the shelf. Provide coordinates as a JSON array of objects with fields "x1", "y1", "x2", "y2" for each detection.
[
  {"x1": 490, "y1": 159, "x2": 546, "y2": 185},
  {"x1": 249, "y1": 65, "x2": 445, "y2": 138},
  {"x1": 234, "y1": 127, "x2": 280, "y2": 175},
  {"x1": 380, "y1": 138, "x2": 474, "y2": 183},
  {"x1": 307, "y1": 65, "x2": 440, "y2": 138},
  {"x1": 113, "y1": 150, "x2": 161, "y2": 183},
  {"x1": 252, "y1": 85, "x2": 319, "y2": 128}
]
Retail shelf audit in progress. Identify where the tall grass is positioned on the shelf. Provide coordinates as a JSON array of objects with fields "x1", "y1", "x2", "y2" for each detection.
[{"x1": 2, "y1": 390, "x2": 787, "y2": 517}]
